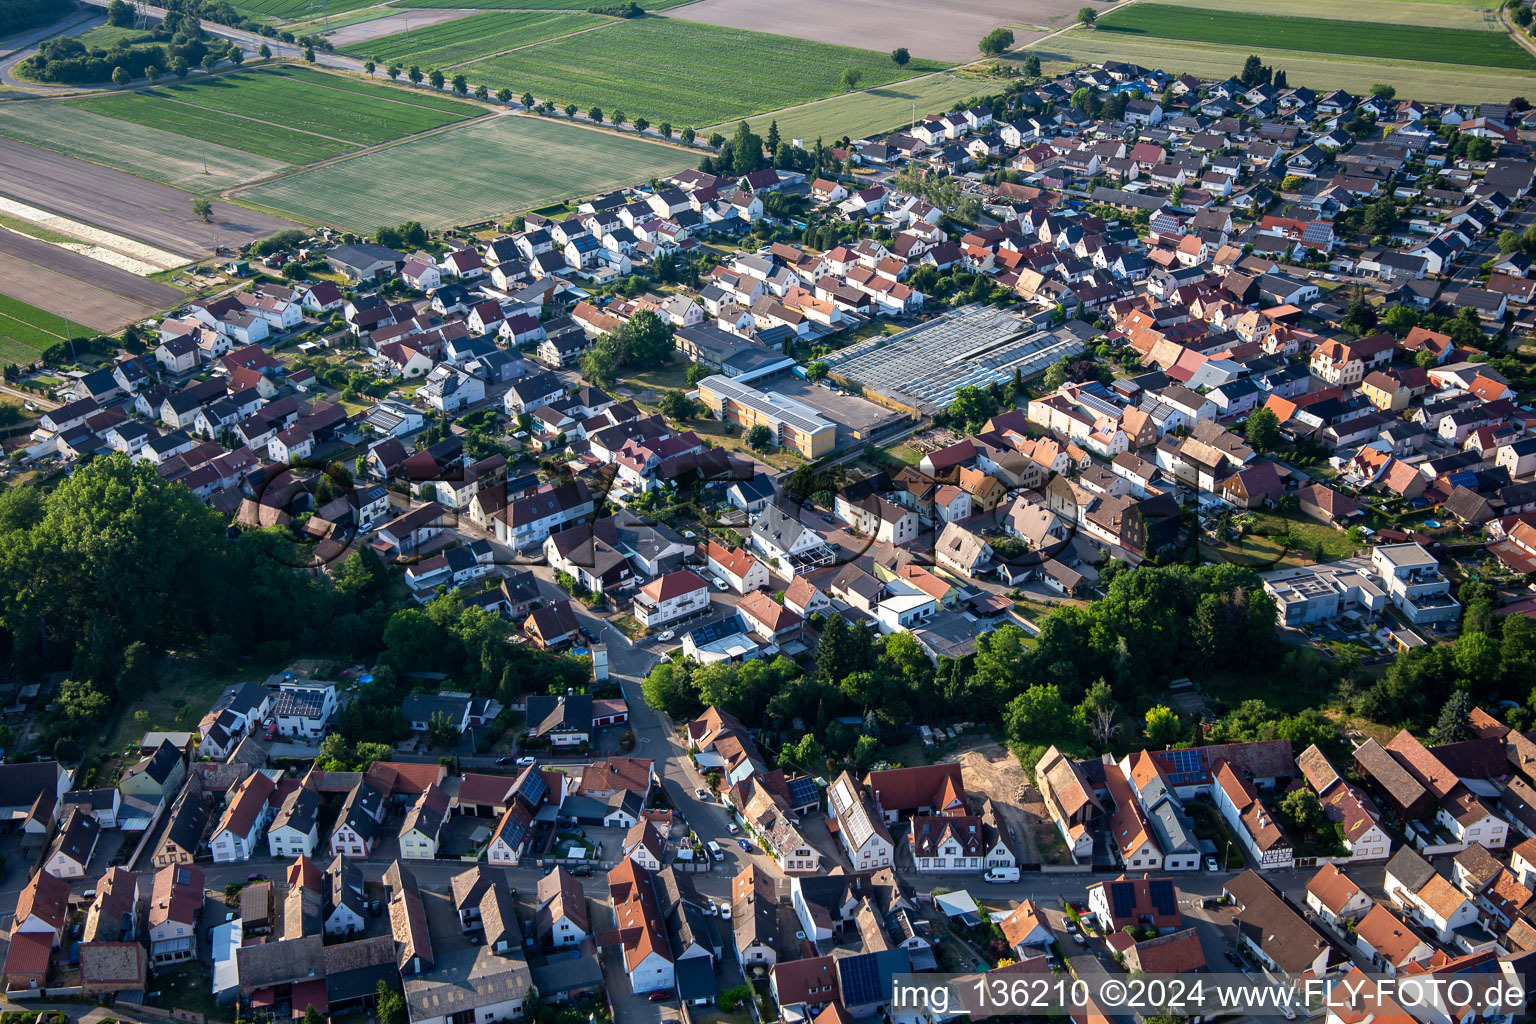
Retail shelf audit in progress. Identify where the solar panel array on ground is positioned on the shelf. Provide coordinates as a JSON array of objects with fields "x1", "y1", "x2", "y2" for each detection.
[{"x1": 822, "y1": 303, "x2": 1085, "y2": 413}]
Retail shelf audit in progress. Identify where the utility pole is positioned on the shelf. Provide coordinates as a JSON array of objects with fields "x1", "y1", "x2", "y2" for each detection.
[
  {"x1": 202, "y1": 139, "x2": 208, "y2": 175},
  {"x1": 62, "y1": 310, "x2": 75, "y2": 360}
]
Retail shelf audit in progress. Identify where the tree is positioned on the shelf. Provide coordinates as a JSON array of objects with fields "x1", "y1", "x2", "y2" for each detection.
[
  {"x1": 1501, "y1": 229, "x2": 1523, "y2": 253},
  {"x1": 474, "y1": 84, "x2": 488, "y2": 101},
  {"x1": 589, "y1": 106, "x2": 603, "y2": 123},
  {"x1": 840, "y1": 66, "x2": 862, "y2": 91},
  {"x1": 388, "y1": 63, "x2": 401, "y2": 81},
  {"x1": 1341, "y1": 293, "x2": 1377, "y2": 335},
  {"x1": 891, "y1": 46, "x2": 910, "y2": 65},
  {"x1": 303, "y1": 1007, "x2": 325, "y2": 1024},
  {"x1": 111, "y1": 66, "x2": 129, "y2": 85},
  {"x1": 106, "y1": 0, "x2": 131, "y2": 24},
  {"x1": 260, "y1": 43, "x2": 272, "y2": 59},
  {"x1": 191, "y1": 197, "x2": 213, "y2": 223},
  {"x1": 1022, "y1": 54, "x2": 1041, "y2": 78},
  {"x1": 1070, "y1": 86, "x2": 1092, "y2": 111},
  {"x1": 408, "y1": 65, "x2": 423, "y2": 85},
  {"x1": 634, "y1": 117, "x2": 649, "y2": 133},
  {"x1": 1467, "y1": 136, "x2": 1494, "y2": 161},
  {"x1": 580, "y1": 346, "x2": 616, "y2": 388},
  {"x1": 302, "y1": 45, "x2": 315, "y2": 62},
  {"x1": 1144, "y1": 705, "x2": 1181, "y2": 746},
  {"x1": 682, "y1": 126, "x2": 696, "y2": 144},
  {"x1": 1082, "y1": 678, "x2": 1121, "y2": 747},
  {"x1": 1280, "y1": 174, "x2": 1305, "y2": 192},
  {"x1": 1415, "y1": 347, "x2": 1439, "y2": 370},
  {"x1": 451, "y1": 73, "x2": 467, "y2": 95},
  {"x1": 426, "y1": 710, "x2": 459, "y2": 750},
  {"x1": 1076, "y1": 6, "x2": 1096, "y2": 26},
  {"x1": 1381, "y1": 305, "x2": 1419, "y2": 337},
  {"x1": 228, "y1": 45, "x2": 244, "y2": 65},
  {"x1": 731, "y1": 120, "x2": 764, "y2": 175},
  {"x1": 364, "y1": 60, "x2": 375, "y2": 76},
  {"x1": 978, "y1": 27, "x2": 1014, "y2": 54},
  {"x1": 1278, "y1": 787, "x2": 1325, "y2": 837},
  {"x1": 376, "y1": 982, "x2": 406, "y2": 1024},
  {"x1": 659, "y1": 121, "x2": 672, "y2": 138},
  {"x1": 1244, "y1": 407, "x2": 1280, "y2": 453},
  {"x1": 657, "y1": 390, "x2": 697, "y2": 421},
  {"x1": 144, "y1": 65, "x2": 160, "y2": 82},
  {"x1": 766, "y1": 119, "x2": 780, "y2": 157},
  {"x1": 1370, "y1": 83, "x2": 1396, "y2": 102},
  {"x1": 428, "y1": 68, "x2": 445, "y2": 90},
  {"x1": 747, "y1": 424, "x2": 774, "y2": 450},
  {"x1": 805, "y1": 360, "x2": 829, "y2": 381},
  {"x1": 1042, "y1": 356, "x2": 1070, "y2": 391}
]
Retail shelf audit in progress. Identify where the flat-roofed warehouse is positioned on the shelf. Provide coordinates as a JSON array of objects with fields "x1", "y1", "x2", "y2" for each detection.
[
  {"x1": 697, "y1": 375, "x2": 837, "y2": 458},
  {"x1": 821, "y1": 304, "x2": 1088, "y2": 415}
]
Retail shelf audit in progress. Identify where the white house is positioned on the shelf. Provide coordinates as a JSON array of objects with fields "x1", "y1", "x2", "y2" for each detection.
[
  {"x1": 633, "y1": 570, "x2": 711, "y2": 629},
  {"x1": 274, "y1": 681, "x2": 337, "y2": 739},
  {"x1": 827, "y1": 773, "x2": 894, "y2": 871},
  {"x1": 210, "y1": 773, "x2": 277, "y2": 864},
  {"x1": 267, "y1": 787, "x2": 321, "y2": 860}
]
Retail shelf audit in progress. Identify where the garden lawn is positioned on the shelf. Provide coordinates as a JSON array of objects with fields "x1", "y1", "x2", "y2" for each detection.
[
  {"x1": 1094, "y1": 4, "x2": 1535, "y2": 68},
  {"x1": 235, "y1": 114, "x2": 688, "y2": 230},
  {"x1": 344, "y1": 11, "x2": 606, "y2": 67},
  {"x1": 459, "y1": 15, "x2": 949, "y2": 126}
]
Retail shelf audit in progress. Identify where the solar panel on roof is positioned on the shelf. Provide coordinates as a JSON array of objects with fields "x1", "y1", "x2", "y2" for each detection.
[
  {"x1": 1111, "y1": 882, "x2": 1135, "y2": 920},
  {"x1": 516, "y1": 770, "x2": 548, "y2": 808},
  {"x1": 838, "y1": 953, "x2": 881, "y2": 1006},
  {"x1": 1149, "y1": 879, "x2": 1177, "y2": 917},
  {"x1": 788, "y1": 776, "x2": 818, "y2": 806}
]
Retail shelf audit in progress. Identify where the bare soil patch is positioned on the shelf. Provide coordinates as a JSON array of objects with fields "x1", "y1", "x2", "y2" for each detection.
[
  {"x1": 665, "y1": 0, "x2": 1095, "y2": 62},
  {"x1": 325, "y1": 7, "x2": 479, "y2": 45},
  {"x1": 0, "y1": 230, "x2": 183, "y2": 310},
  {"x1": 950, "y1": 742, "x2": 1052, "y2": 864},
  {"x1": 0, "y1": 137, "x2": 299, "y2": 258},
  {"x1": 0, "y1": 252, "x2": 161, "y2": 331}
]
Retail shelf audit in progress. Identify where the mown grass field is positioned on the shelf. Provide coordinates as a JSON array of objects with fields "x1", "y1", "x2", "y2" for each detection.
[
  {"x1": 344, "y1": 11, "x2": 606, "y2": 67},
  {"x1": 460, "y1": 15, "x2": 949, "y2": 126},
  {"x1": 0, "y1": 101, "x2": 288, "y2": 190},
  {"x1": 68, "y1": 67, "x2": 483, "y2": 165},
  {"x1": 1095, "y1": 4, "x2": 1535, "y2": 68},
  {"x1": 237, "y1": 114, "x2": 688, "y2": 230},
  {"x1": 1151, "y1": 0, "x2": 1498, "y2": 30},
  {"x1": 1029, "y1": 29, "x2": 1536, "y2": 103},
  {"x1": 0, "y1": 295, "x2": 73, "y2": 364},
  {"x1": 704, "y1": 69, "x2": 992, "y2": 140}
]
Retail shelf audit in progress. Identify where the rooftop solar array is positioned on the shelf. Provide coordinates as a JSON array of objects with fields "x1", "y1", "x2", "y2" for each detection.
[
  {"x1": 838, "y1": 952, "x2": 881, "y2": 1006},
  {"x1": 516, "y1": 768, "x2": 548, "y2": 808},
  {"x1": 1148, "y1": 879, "x2": 1177, "y2": 917},
  {"x1": 787, "y1": 775, "x2": 819, "y2": 807},
  {"x1": 1163, "y1": 747, "x2": 1211, "y2": 787},
  {"x1": 700, "y1": 375, "x2": 833, "y2": 436},
  {"x1": 822, "y1": 304, "x2": 1086, "y2": 413}
]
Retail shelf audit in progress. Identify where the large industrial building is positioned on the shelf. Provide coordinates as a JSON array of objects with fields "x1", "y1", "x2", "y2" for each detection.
[{"x1": 696, "y1": 375, "x2": 837, "y2": 458}]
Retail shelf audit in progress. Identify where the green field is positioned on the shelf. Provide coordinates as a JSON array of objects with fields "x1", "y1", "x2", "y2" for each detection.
[
  {"x1": 1096, "y1": 4, "x2": 1535, "y2": 68},
  {"x1": 1152, "y1": 0, "x2": 1498, "y2": 30},
  {"x1": 393, "y1": 0, "x2": 695, "y2": 10},
  {"x1": 459, "y1": 15, "x2": 949, "y2": 126},
  {"x1": 0, "y1": 101, "x2": 288, "y2": 190},
  {"x1": 345, "y1": 11, "x2": 606, "y2": 67},
  {"x1": 1029, "y1": 28, "x2": 1536, "y2": 103},
  {"x1": 705, "y1": 69, "x2": 993, "y2": 140},
  {"x1": 237, "y1": 114, "x2": 688, "y2": 230},
  {"x1": 0, "y1": 295, "x2": 73, "y2": 364},
  {"x1": 68, "y1": 66, "x2": 482, "y2": 165},
  {"x1": 270, "y1": 64, "x2": 486, "y2": 113},
  {"x1": 231, "y1": 0, "x2": 382, "y2": 21},
  {"x1": 69, "y1": 91, "x2": 353, "y2": 163}
]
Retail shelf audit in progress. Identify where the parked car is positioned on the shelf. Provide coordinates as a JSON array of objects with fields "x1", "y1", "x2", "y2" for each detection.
[
  {"x1": 648, "y1": 991, "x2": 671, "y2": 1003},
  {"x1": 1204, "y1": 855, "x2": 1219, "y2": 871},
  {"x1": 695, "y1": 788, "x2": 709, "y2": 800},
  {"x1": 713, "y1": 577, "x2": 728, "y2": 590},
  {"x1": 707, "y1": 841, "x2": 724, "y2": 862},
  {"x1": 516, "y1": 756, "x2": 536, "y2": 767},
  {"x1": 496, "y1": 756, "x2": 517, "y2": 765},
  {"x1": 657, "y1": 630, "x2": 675, "y2": 641},
  {"x1": 718, "y1": 900, "x2": 731, "y2": 919},
  {"x1": 727, "y1": 822, "x2": 739, "y2": 834},
  {"x1": 736, "y1": 838, "x2": 752, "y2": 852}
]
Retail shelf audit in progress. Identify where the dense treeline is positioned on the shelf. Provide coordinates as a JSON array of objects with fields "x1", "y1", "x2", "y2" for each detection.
[
  {"x1": 0, "y1": 0, "x2": 71, "y2": 36},
  {"x1": 21, "y1": 0, "x2": 216, "y2": 84},
  {"x1": 0, "y1": 455, "x2": 582, "y2": 759},
  {"x1": 642, "y1": 562, "x2": 1280, "y2": 775}
]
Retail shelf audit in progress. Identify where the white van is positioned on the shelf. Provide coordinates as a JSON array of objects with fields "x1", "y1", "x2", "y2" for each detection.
[
  {"x1": 984, "y1": 866, "x2": 1020, "y2": 883},
  {"x1": 707, "y1": 841, "x2": 724, "y2": 862}
]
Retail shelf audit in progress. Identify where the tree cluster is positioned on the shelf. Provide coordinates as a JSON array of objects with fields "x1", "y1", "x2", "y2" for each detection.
[{"x1": 579, "y1": 309, "x2": 674, "y2": 387}]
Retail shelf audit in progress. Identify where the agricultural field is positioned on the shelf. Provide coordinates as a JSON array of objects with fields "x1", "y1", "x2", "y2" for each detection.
[
  {"x1": 322, "y1": 7, "x2": 471, "y2": 45},
  {"x1": 393, "y1": 0, "x2": 695, "y2": 11},
  {"x1": 272, "y1": 64, "x2": 484, "y2": 113},
  {"x1": 0, "y1": 102, "x2": 288, "y2": 190},
  {"x1": 0, "y1": 294, "x2": 73, "y2": 364},
  {"x1": 343, "y1": 10, "x2": 607, "y2": 67},
  {"x1": 459, "y1": 15, "x2": 949, "y2": 126},
  {"x1": 1094, "y1": 4, "x2": 1534, "y2": 69},
  {"x1": 68, "y1": 91, "x2": 353, "y2": 164},
  {"x1": 230, "y1": 0, "x2": 383, "y2": 22},
  {"x1": 237, "y1": 114, "x2": 689, "y2": 231},
  {"x1": 708, "y1": 69, "x2": 994, "y2": 142},
  {"x1": 67, "y1": 66, "x2": 483, "y2": 165},
  {"x1": 1028, "y1": 28, "x2": 1536, "y2": 103},
  {"x1": 1152, "y1": 0, "x2": 1498, "y2": 31},
  {"x1": 669, "y1": 0, "x2": 1101, "y2": 63}
]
